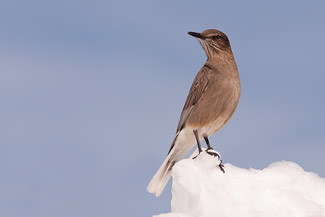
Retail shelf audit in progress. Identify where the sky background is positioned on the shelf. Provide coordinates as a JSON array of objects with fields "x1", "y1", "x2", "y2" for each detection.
[{"x1": 1, "y1": 1, "x2": 325, "y2": 217}]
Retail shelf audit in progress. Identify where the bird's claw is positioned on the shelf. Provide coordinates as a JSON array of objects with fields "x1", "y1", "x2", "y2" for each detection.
[
  {"x1": 219, "y1": 160, "x2": 225, "y2": 173},
  {"x1": 205, "y1": 148, "x2": 221, "y2": 159},
  {"x1": 192, "y1": 149, "x2": 226, "y2": 173},
  {"x1": 192, "y1": 149, "x2": 203, "y2": 159},
  {"x1": 206, "y1": 149, "x2": 225, "y2": 173}
]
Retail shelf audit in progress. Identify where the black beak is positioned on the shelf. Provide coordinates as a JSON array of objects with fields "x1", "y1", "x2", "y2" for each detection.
[{"x1": 188, "y1": 32, "x2": 204, "y2": 39}]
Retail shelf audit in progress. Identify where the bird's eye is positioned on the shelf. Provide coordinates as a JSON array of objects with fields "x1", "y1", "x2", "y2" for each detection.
[{"x1": 212, "y1": 35, "x2": 221, "y2": 40}]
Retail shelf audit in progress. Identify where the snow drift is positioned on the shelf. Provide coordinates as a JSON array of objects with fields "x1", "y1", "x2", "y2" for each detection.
[{"x1": 154, "y1": 150, "x2": 325, "y2": 217}]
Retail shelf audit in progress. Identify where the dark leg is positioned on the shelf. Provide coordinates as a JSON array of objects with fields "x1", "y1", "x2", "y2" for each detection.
[
  {"x1": 204, "y1": 136, "x2": 212, "y2": 150},
  {"x1": 192, "y1": 130, "x2": 202, "y2": 159},
  {"x1": 193, "y1": 130, "x2": 202, "y2": 153},
  {"x1": 204, "y1": 136, "x2": 225, "y2": 173},
  {"x1": 204, "y1": 136, "x2": 220, "y2": 158}
]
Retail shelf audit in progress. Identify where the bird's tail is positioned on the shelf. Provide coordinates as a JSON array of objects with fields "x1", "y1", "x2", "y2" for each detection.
[
  {"x1": 147, "y1": 134, "x2": 180, "y2": 197},
  {"x1": 146, "y1": 151, "x2": 175, "y2": 197}
]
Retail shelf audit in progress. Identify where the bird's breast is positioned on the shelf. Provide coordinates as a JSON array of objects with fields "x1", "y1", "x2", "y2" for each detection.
[{"x1": 186, "y1": 72, "x2": 240, "y2": 137}]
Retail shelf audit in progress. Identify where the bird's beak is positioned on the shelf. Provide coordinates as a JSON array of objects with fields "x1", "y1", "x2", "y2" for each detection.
[{"x1": 188, "y1": 32, "x2": 204, "y2": 39}]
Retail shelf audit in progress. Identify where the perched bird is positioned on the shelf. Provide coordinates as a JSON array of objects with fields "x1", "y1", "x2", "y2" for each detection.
[{"x1": 147, "y1": 29, "x2": 241, "y2": 197}]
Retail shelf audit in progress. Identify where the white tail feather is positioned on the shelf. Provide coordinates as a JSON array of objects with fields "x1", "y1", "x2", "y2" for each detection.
[
  {"x1": 147, "y1": 128, "x2": 195, "y2": 197},
  {"x1": 147, "y1": 149, "x2": 174, "y2": 197}
]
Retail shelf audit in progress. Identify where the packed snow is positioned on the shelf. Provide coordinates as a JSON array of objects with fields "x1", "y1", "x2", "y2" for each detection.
[{"x1": 154, "y1": 150, "x2": 325, "y2": 217}]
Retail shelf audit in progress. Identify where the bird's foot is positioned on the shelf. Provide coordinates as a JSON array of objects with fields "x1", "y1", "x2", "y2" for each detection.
[
  {"x1": 205, "y1": 148, "x2": 221, "y2": 159},
  {"x1": 192, "y1": 148, "x2": 203, "y2": 159},
  {"x1": 218, "y1": 160, "x2": 226, "y2": 173},
  {"x1": 205, "y1": 148, "x2": 225, "y2": 173}
]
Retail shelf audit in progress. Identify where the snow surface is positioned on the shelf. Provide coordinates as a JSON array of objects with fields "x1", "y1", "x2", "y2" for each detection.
[{"x1": 154, "y1": 150, "x2": 325, "y2": 217}]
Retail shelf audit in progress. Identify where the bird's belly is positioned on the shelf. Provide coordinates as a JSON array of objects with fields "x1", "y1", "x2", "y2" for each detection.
[
  {"x1": 198, "y1": 116, "x2": 228, "y2": 138},
  {"x1": 186, "y1": 92, "x2": 240, "y2": 139},
  {"x1": 184, "y1": 72, "x2": 240, "y2": 141}
]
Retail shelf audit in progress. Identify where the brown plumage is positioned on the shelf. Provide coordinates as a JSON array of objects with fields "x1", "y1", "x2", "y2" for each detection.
[{"x1": 147, "y1": 29, "x2": 241, "y2": 197}]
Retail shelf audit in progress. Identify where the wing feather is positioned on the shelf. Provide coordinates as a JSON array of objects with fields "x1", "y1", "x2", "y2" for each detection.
[
  {"x1": 167, "y1": 65, "x2": 211, "y2": 154},
  {"x1": 176, "y1": 65, "x2": 211, "y2": 132}
]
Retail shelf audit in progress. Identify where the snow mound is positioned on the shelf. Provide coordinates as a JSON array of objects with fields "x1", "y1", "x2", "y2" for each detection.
[{"x1": 155, "y1": 151, "x2": 325, "y2": 217}]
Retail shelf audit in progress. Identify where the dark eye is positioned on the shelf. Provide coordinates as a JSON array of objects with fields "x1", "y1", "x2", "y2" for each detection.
[{"x1": 212, "y1": 35, "x2": 221, "y2": 40}]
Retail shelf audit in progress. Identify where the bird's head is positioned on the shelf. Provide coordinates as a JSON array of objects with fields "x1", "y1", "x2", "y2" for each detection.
[{"x1": 188, "y1": 29, "x2": 232, "y2": 58}]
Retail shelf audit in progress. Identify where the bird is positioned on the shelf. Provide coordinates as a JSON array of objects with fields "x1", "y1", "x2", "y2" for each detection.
[{"x1": 147, "y1": 29, "x2": 241, "y2": 197}]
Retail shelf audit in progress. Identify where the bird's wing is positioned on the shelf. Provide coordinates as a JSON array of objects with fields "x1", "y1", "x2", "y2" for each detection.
[
  {"x1": 176, "y1": 65, "x2": 211, "y2": 133},
  {"x1": 167, "y1": 65, "x2": 211, "y2": 154}
]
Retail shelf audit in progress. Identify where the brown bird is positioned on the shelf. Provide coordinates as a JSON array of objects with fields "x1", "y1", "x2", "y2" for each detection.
[{"x1": 147, "y1": 29, "x2": 241, "y2": 197}]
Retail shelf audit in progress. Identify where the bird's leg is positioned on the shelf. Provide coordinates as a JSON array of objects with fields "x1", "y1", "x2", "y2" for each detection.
[
  {"x1": 204, "y1": 136, "x2": 225, "y2": 173},
  {"x1": 193, "y1": 130, "x2": 203, "y2": 153},
  {"x1": 204, "y1": 136, "x2": 213, "y2": 151},
  {"x1": 204, "y1": 136, "x2": 220, "y2": 158},
  {"x1": 192, "y1": 130, "x2": 202, "y2": 159}
]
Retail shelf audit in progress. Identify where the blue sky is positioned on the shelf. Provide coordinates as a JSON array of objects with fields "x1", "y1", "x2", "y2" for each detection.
[{"x1": 1, "y1": 1, "x2": 325, "y2": 217}]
